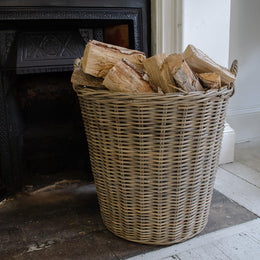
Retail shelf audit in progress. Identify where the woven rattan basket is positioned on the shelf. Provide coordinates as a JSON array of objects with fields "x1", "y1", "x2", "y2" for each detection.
[{"x1": 74, "y1": 83, "x2": 234, "y2": 245}]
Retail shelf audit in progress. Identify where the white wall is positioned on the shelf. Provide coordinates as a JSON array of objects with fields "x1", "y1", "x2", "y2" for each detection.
[
  {"x1": 228, "y1": 0, "x2": 260, "y2": 142},
  {"x1": 182, "y1": 0, "x2": 231, "y2": 67}
]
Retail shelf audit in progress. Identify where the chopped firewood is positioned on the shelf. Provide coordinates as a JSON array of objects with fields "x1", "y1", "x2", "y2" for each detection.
[
  {"x1": 103, "y1": 59, "x2": 155, "y2": 93},
  {"x1": 198, "y1": 73, "x2": 221, "y2": 89},
  {"x1": 81, "y1": 40, "x2": 146, "y2": 78},
  {"x1": 183, "y1": 44, "x2": 236, "y2": 84},
  {"x1": 71, "y1": 58, "x2": 104, "y2": 88},
  {"x1": 71, "y1": 69, "x2": 104, "y2": 88},
  {"x1": 159, "y1": 55, "x2": 180, "y2": 93},
  {"x1": 168, "y1": 54, "x2": 203, "y2": 92},
  {"x1": 142, "y1": 53, "x2": 167, "y2": 92}
]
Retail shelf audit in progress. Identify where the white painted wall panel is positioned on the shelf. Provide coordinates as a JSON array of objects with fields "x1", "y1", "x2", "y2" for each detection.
[
  {"x1": 227, "y1": 0, "x2": 260, "y2": 141},
  {"x1": 182, "y1": 0, "x2": 231, "y2": 67}
]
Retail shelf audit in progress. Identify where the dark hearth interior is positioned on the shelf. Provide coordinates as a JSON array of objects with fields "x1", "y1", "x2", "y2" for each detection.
[
  {"x1": 0, "y1": 1, "x2": 150, "y2": 194},
  {"x1": 15, "y1": 72, "x2": 89, "y2": 176}
]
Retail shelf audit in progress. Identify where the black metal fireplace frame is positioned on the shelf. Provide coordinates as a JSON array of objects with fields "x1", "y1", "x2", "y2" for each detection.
[{"x1": 0, "y1": 0, "x2": 151, "y2": 192}]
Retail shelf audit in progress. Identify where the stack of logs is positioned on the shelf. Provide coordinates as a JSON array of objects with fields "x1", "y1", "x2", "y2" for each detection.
[{"x1": 71, "y1": 40, "x2": 236, "y2": 94}]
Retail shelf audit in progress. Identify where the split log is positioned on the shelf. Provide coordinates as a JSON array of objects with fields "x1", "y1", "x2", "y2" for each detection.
[
  {"x1": 71, "y1": 58, "x2": 104, "y2": 88},
  {"x1": 103, "y1": 59, "x2": 155, "y2": 93},
  {"x1": 183, "y1": 44, "x2": 236, "y2": 84},
  {"x1": 198, "y1": 73, "x2": 221, "y2": 89},
  {"x1": 81, "y1": 40, "x2": 146, "y2": 78},
  {"x1": 168, "y1": 54, "x2": 203, "y2": 92},
  {"x1": 159, "y1": 55, "x2": 180, "y2": 93},
  {"x1": 142, "y1": 53, "x2": 167, "y2": 92}
]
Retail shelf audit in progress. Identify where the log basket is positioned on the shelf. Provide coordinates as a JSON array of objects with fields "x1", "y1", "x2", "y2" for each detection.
[{"x1": 73, "y1": 61, "x2": 237, "y2": 245}]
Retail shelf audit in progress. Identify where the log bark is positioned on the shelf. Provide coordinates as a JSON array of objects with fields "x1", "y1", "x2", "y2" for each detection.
[
  {"x1": 183, "y1": 44, "x2": 236, "y2": 84},
  {"x1": 81, "y1": 40, "x2": 146, "y2": 78},
  {"x1": 142, "y1": 53, "x2": 167, "y2": 92},
  {"x1": 71, "y1": 58, "x2": 104, "y2": 88},
  {"x1": 198, "y1": 73, "x2": 221, "y2": 89},
  {"x1": 168, "y1": 54, "x2": 203, "y2": 92},
  {"x1": 103, "y1": 59, "x2": 155, "y2": 93}
]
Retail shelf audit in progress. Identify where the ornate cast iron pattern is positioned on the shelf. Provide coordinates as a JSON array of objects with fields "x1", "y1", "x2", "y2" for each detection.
[
  {"x1": 0, "y1": 7, "x2": 143, "y2": 53},
  {"x1": 93, "y1": 28, "x2": 104, "y2": 43},
  {"x1": 16, "y1": 31, "x2": 85, "y2": 74},
  {"x1": 79, "y1": 29, "x2": 94, "y2": 43}
]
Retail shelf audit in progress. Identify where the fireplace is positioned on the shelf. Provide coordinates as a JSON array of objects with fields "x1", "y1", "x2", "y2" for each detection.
[{"x1": 0, "y1": 1, "x2": 150, "y2": 193}]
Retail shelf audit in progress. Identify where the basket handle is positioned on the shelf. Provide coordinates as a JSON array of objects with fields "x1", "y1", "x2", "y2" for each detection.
[
  {"x1": 230, "y1": 59, "x2": 238, "y2": 76},
  {"x1": 228, "y1": 59, "x2": 238, "y2": 97}
]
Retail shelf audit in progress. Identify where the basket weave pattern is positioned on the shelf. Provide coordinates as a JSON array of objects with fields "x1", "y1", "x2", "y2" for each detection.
[{"x1": 76, "y1": 86, "x2": 233, "y2": 245}]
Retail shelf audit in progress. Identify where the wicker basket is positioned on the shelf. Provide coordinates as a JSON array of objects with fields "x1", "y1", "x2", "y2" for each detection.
[{"x1": 74, "y1": 84, "x2": 234, "y2": 245}]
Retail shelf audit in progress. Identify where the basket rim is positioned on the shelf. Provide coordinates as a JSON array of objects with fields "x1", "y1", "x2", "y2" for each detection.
[{"x1": 74, "y1": 85, "x2": 234, "y2": 102}]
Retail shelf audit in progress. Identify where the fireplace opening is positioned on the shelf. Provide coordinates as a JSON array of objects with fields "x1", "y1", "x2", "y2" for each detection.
[
  {"x1": 3, "y1": 23, "x2": 131, "y2": 190},
  {"x1": 15, "y1": 72, "x2": 91, "y2": 184},
  {"x1": 0, "y1": 1, "x2": 150, "y2": 194}
]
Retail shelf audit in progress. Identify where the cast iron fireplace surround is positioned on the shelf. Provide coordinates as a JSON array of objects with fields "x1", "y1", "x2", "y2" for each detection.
[{"x1": 0, "y1": 0, "x2": 150, "y2": 193}]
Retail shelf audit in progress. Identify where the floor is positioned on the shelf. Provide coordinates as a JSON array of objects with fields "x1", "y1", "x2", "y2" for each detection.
[{"x1": 0, "y1": 140, "x2": 259, "y2": 259}]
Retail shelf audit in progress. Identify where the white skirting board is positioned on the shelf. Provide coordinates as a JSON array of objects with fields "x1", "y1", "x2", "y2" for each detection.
[
  {"x1": 227, "y1": 110, "x2": 260, "y2": 143},
  {"x1": 219, "y1": 122, "x2": 235, "y2": 164}
]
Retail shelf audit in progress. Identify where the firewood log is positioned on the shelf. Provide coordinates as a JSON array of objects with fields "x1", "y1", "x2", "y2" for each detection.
[
  {"x1": 198, "y1": 73, "x2": 221, "y2": 89},
  {"x1": 103, "y1": 59, "x2": 155, "y2": 93},
  {"x1": 71, "y1": 58, "x2": 104, "y2": 88},
  {"x1": 159, "y1": 55, "x2": 180, "y2": 93},
  {"x1": 183, "y1": 44, "x2": 236, "y2": 84},
  {"x1": 81, "y1": 40, "x2": 146, "y2": 78},
  {"x1": 142, "y1": 53, "x2": 167, "y2": 92},
  {"x1": 168, "y1": 54, "x2": 203, "y2": 92}
]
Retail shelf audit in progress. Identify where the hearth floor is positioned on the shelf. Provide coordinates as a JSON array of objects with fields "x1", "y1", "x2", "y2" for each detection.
[{"x1": 0, "y1": 140, "x2": 259, "y2": 260}]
